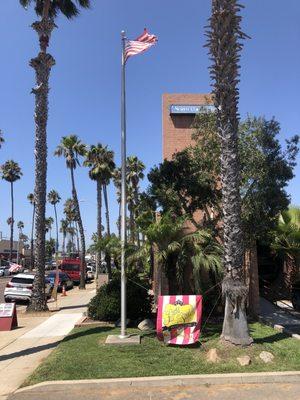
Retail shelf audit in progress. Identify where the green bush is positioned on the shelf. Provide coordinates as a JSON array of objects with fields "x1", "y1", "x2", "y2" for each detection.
[{"x1": 88, "y1": 271, "x2": 153, "y2": 322}]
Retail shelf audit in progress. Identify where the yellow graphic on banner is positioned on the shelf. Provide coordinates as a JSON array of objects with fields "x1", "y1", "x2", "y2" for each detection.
[{"x1": 163, "y1": 302, "x2": 196, "y2": 328}]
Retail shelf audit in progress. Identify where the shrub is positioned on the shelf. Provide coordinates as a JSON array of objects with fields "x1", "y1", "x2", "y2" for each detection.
[{"x1": 88, "y1": 271, "x2": 153, "y2": 322}]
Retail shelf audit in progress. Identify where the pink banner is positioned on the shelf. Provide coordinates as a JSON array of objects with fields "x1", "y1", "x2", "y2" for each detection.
[{"x1": 157, "y1": 295, "x2": 202, "y2": 345}]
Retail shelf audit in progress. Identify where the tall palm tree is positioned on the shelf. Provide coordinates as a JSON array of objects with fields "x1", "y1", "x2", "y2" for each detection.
[
  {"x1": 84, "y1": 144, "x2": 115, "y2": 277},
  {"x1": 1, "y1": 161, "x2": 22, "y2": 261},
  {"x1": 27, "y1": 193, "x2": 35, "y2": 270},
  {"x1": 126, "y1": 156, "x2": 145, "y2": 246},
  {"x1": 60, "y1": 219, "x2": 69, "y2": 256},
  {"x1": 0, "y1": 130, "x2": 4, "y2": 149},
  {"x1": 207, "y1": 0, "x2": 252, "y2": 345},
  {"x1": 20, "y1": 0, "x2": 91, "y2": 312},
  {"x1": 55, "y1": 135, "x2": 87, "y2": 289},
  {"x1": 47, "y1": 190, "x2": 61, "y2": 252}
]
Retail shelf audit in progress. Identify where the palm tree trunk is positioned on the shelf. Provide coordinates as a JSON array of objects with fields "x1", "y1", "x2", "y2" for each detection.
[
  {"x1": 118, "y1": 202, "x2": 121, "y2": 240},
  {"x1": 62, "y1": 233, "x2": 66, "y2": 256},
  {"x1": 10, "y1": 182, "x2": 14, "y2": 261},
  {"x1": 283, "y1": 255, "x2": 298, "y2": 296},
  {"x1": 133, "y1": 185, "x2": 140, "y2": 248},
  {"x1": 30, "y1": 204, "x2": 35, "y2": 270},
  {"x1": 96, "y1": 180, "x2": 102, "y2": 284},
  {"x1": 103, "y1": 183, "x2": 112, "y2": 278},
  {"x1": 27, "y1": 12, "x2": 56, "y2": 312},
  {"x1": 129, "y1": 205, "x2": 135, "y2": 244},
  {"x1": 75, "y1": 221, "x2": 80, "y2": 254},
  {"x1": 208, "y1": 0, "x2": 252, "y2": 345},
  {"x1": 70, "y1": 166, "x2": 86, "y2": 289},
  {"x1": 54, "y1": 204, "x2": 59, "y2": 252}
]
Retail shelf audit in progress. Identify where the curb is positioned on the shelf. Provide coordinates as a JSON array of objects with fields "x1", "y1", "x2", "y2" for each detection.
[{"x1": 12, "y1": 371, "x2": 300, "y2": 395}]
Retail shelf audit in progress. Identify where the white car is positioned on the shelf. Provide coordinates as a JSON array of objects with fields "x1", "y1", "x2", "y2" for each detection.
[
  {"x1": 86, "y1": 266, "x2": 95, "y2": 281},
  {"x1": 4, "y1": 273, "x2": 52, "y2": 303},
  {"x1": 4, "y1": 273, "x2": 35, "y2": 302}
]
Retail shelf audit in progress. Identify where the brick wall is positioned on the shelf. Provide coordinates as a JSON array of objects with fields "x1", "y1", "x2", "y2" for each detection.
[{"x1": 162, "y1": 93, "x2": 213, "y2": 160}]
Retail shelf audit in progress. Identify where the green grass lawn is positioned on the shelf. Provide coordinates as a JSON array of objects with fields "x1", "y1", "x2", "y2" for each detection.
[{"x1": 24, "y1": 323, "x2": 300, "y2": 387}]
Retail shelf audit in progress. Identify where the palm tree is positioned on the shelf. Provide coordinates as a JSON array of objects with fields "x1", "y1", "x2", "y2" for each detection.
[
  {"x1": 20, "y1": 1, "x2": 91, "y2": 311},
  {"x1": 17, "y1": 221, "x2": 25, "y2": 264},
  {"x1": 113, "y1": 168, "x2": 122, "y2": 239},
  {"x1": 47, "y1": 190, "x2": 61, "y2": 252},
  {"x1": 272, "y1": 207, "x2": 300, "y2": 295},
  {"x1": 63, "y1": 198, "x2": 78, "y2": 253},
  {"x1": 0, "y1": 130, "x2": 4, "y2": 149},
  {"x1": 130, "y1": 213, "x2": 222, "y2": 295},
  {"x1": 84, "y1": 144, "x2": 115, "y2": 278},
  {"x1": 55, "y1": 135, "x2": 87, "y2": 289},
  {"x1": 27, "y1": 193, "x2": 35, "y2": 270},
  {"x1": 17, "y1": 221, "x2": 24, "y2": 235},
  {"x1": 126, "y1": 156, "x2": 145, "y2": 246},
  {"x1": 1, "y1": 161, "x2": 22, "y2": 261},
  {"x1": 45, "y1": 217, "x2": 54, "y2": 240},
  {"x1": 207, "y1": 0, "x2": 252, "y2": 345},
  {"x1": 60, "y1": 219, "x2": 69, "y2": 256}
]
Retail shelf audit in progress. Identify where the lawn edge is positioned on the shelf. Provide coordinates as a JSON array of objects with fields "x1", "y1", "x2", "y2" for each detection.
[{"x1": 13, "y1": 371, "x2": 300, "y2": 395}]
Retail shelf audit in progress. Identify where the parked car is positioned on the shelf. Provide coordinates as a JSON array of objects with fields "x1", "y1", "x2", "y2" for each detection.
[
  {"x1": 46, "y1": 270, "x2": 74, "y2": 291},
  {"x1": 86, "y1": 265, "x2": 95, "y2": 281},
  {"x1": 0, "y1": 260, "x2": 11, "y2": 277},
  {"x1": 60, "y1": 258, "x2": 83, "y2": 284},
  {"x1": 4, "y1": 273, "x2": 53, "y2": 303}
]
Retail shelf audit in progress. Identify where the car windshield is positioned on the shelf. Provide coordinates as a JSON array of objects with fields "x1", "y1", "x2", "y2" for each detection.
[
  {"x1": 11, "y1": 277, "x2": 33, "y2": 285},
  {"x1": 61, "y1": 264, "x2": 80, "y2": 271}
]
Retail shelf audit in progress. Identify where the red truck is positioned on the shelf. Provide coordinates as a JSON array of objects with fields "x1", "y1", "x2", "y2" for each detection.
[{"x1": 60, "y1": 258, "x2": 84, "y2": 284}]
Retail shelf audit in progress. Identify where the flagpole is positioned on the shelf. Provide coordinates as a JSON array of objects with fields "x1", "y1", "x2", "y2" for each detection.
[{"x1": 120, "y1": 30, "x2": 128, "y2": 339}]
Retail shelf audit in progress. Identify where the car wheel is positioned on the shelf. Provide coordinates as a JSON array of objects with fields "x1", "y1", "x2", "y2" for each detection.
[{"x1": 4, "y1": 298, "x2": 11, "y2": 303}]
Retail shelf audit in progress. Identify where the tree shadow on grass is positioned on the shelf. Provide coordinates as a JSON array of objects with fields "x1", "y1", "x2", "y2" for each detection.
[
  {"x1": 63, "y1": 326, "x2": 114, "y2": 342},
  {"x1": 251, "y1": 330, "x2": 289, "y2": 344},
  {"x1": 0, "y1": 327, "x2": 115, "y2": 362}
]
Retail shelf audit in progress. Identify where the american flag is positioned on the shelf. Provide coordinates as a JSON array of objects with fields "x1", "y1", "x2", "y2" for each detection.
[{"x1": 124, "y1": 28, "x2": 157, "y2": 63}]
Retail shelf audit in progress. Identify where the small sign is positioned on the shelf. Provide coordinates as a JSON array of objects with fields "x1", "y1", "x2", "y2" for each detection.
[
  {"x1": 170, "y1": 104, "x2": 215, "y2": 114},
  {"x1": 0, "y1": 303, "x2": 18, "y2": 331}
]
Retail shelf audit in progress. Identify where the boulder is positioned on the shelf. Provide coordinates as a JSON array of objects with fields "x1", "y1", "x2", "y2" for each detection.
[
  {"x1": 206, "y1": 348, "x2": 221, "y2": 363},
  {"x1": 237, "y1": 355, "x2": 251, "y2": 366},
  {"x1": 138, "y1": 319, "x2": 155, "y2": 331},
  {"x1": 259, "y1": 351, "x2": 274, "y2": 363}
]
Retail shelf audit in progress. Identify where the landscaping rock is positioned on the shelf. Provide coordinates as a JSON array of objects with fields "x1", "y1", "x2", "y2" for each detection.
[
  {"x1": 237, "y1": 355, "x2": 251, "y2": 366},
  {"x1": 259, "y1": 351, "x2": 274, "y2": 363},
  {"x1": 206, "y1": 348, "x2": 221, "y2": 363},
  {"x1": 138, "y1": 319, "x2": 155, "y2": 331}
]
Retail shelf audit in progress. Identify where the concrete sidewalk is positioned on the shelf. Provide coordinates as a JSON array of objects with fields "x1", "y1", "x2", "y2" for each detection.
[
  {"x1": 7, "y1": 372, "x2": 300, "y2": 400},
  {"x1": 0, "y1": 283, "x2": 96, "y2": 400},
  {"x1": 259, "y1": 297, "x2": 300, "y2": 338}
]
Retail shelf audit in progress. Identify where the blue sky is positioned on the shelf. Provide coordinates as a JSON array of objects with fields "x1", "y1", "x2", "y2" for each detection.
[{"x1": 0, "y1": 0, "x2": 299, "y2": 246}]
